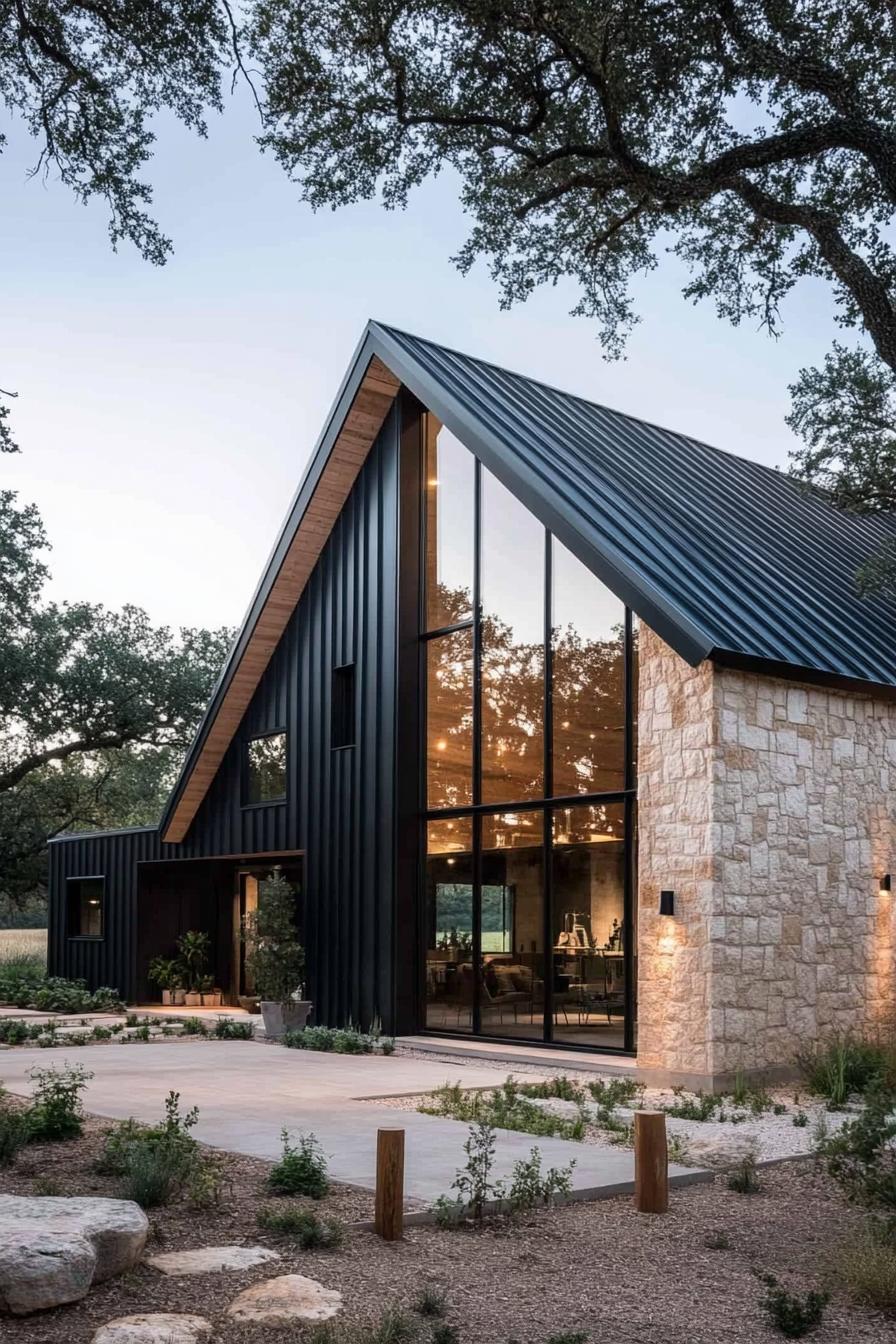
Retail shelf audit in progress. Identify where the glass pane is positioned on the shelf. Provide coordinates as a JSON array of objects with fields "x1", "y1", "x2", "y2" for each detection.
[
  {"x1": 246, "y1": 732, "x2": 287, "y2": 803},
  {"x1": 426, "y1": 629, "x2": 473, "y2": 808},
  {"x1": 69, "y1": 878, "x2": 104, "y2": 937},
  {"x1": 552, "y1": 802, "x2": 626, "y2": 1048},
  {"x1": 425, "y1": 422, "x2": 475, "y2": 631},
  {"x1": 481, "y1": 469, "x2": 544, "y2": 803},
  {"x1": 481, "y1": 812, "x2": 545, "y2": 1041},
  {"x1": 425, "y1": 817, "x2": 474, "y2": 1032},
  {"x1": 552, "y1": 539, "x2": 625, "y2": 797}
]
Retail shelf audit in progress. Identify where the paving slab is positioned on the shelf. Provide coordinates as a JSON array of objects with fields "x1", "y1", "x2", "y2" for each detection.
[{"x1": 0, "y1": 1041, "x2": 708, "y2": 1204}]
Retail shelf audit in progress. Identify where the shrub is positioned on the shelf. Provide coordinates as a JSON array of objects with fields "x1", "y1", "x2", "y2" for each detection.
[
  {"x1": 431, "y1": 1327, "x2": 458, "y2": 1344},
  {"x1": 832, "y1": 1225, "x2": 896, "y2": 1315},
  {"x1": 434, "y1": 1120, "x2": 572, "y2": 1226},
  {"x1": 756, "y1": 1271, "x2": 828, "y2": 1338},
  {"x1": 586, "y1": 1077, "x2": 643, "y2": 1111},
  {"x1": 412, "y1": 1286, "x2": 447, "y2": 1318},
  {"x1": 727, "y1": 1155, "x2": 761, "y2": 1194},
  {"x1": 97, "y1": 1091, "x2": 226, "y2": 1208},
  {"x1": 421, "y1": 1078, "x2": 586, "y2": 1141},
  {"x1": 213, "y1": 1017, "x2": 254, "y2": 1040},
  {"x1": 243, "y1": 868, "x2": 305, "y2": 1004},
  {"x1": 0, "y1": 971, "x2": 122, "y2": 1014},
  {"x1": 257, "y1": 1205, "x2": 344, "y2": 1248},
  {"x1": 545, "y1": 1334, "x2": 587, "y2": 1344},
  {"x1": 703, "y1": 1230, "x2": 731, "y2": 1250},
  {"x1": 179, "y1": 1017, "x2": 208, "y2": 1036},
  {"x1": 664, "y1": 1087, "x2": 721, "y2": 1122},
  {"x1": 796, "y1": 1035, "x2": 894, "y2": 1107},
  {"x1": 817, "y1": 1085, "x2": 896, "y2": 1210},
  {"x1": 0, "y1": 1104, "x2": 31, "y2": 1165},
  {"x1": 506, "y1": 1146, "x2": 574, "y2": 1214},
  {"x1": 268, "y1": 1130, "x2": 329, "y2": 1198},
  {"x1": 792, "y1": 1111, "x2": 809, "y2": 1128},
  {"x1": 283, "y1": 1024, "x2": 395, "y2": 1054},
  {"x1": 27, "y1": 1062, "x2": 92, "y2": 1141}
]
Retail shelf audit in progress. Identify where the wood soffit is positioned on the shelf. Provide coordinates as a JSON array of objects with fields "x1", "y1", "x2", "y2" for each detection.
[{"x1": 162, "y1": 356, "x2": 401, "y2": 843}]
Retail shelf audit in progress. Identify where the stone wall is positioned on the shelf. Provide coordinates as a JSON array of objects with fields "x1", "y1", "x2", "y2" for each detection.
[{"x1": 637, "y1": 624, "x2": 896, "y2": 1086}]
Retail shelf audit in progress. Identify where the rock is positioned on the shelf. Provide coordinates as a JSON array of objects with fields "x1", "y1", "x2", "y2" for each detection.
[
  {"x1": 0, "y1": 1195, "x2": 148, "y2": 1316},
  {"x1": 92, "y1": 1314, "x2": 211, "y2": 1344},
  {"x1": 226, "y1": 1274, "x2": 343, "y2": 1325},
  {"x1": 685, "y1": 1133, "x2": 759, "y2": 1172},
  {"x1": 147, "y1": 1245, "x2": 280, "y2": 1276}
]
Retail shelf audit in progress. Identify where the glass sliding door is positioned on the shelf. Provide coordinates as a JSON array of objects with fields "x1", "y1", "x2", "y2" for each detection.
[{"x1": 419, "y1": 414, "x2": 639, "y2": 1051}]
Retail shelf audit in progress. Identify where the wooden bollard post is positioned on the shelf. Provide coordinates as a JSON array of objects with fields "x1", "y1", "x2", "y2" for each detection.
[
  {"x1": 634, "y1": 1111, "x2": 668, "y2": 1214},
  {"x1": 375, "y1": 1128, "x2": 405, "y2": 1241}
]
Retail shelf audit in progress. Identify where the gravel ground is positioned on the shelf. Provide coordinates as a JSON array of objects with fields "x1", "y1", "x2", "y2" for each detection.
[
  {"x1": 0, "y1": 1117, "x2": 890, "y2": 1344},
  {"x1": 386, "y1": 1048, "x2": 851, "y2": 1162}
]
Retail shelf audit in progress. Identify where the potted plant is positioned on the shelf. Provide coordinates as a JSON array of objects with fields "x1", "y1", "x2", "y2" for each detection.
[
  {"x1": 147, "y1": 956, "x2": 179, "y2": 1005},
  {"x1": 200, "y1": 975, "x2": 222, "y2": 1008},
  {"x1": 242, "y1": 867, "x2": 309, "y2": 1039},
  {"x1": 176, "y1": 930, "x2": 211, "y2": 1008}
]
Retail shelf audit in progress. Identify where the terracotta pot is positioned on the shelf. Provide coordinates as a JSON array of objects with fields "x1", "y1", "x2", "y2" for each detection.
[
  {"x1": 171, "y1": 988, "x2": 186, "y2": 1006},
  {"x1": 260, "y1": 1000, "x2": 312, "y2": 1039},
  {"x1": 161, "y1": 989, "x2": 172, "y2": 1006},
  {"x1": 184, "y1": 991, "x2": 202, "y2": 1007},
  {"x1": 201, "y1": 991, "x2": 222, "y2": 1007}
]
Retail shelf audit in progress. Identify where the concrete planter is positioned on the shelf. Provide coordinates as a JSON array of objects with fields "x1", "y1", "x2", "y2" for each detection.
[
  {"x1": 260, "y1": 1001, "x2": 312, "y2": 1039},
  {"x1": 171, "y1": 989, "x2": 186, "y2": 1006},
  {"x1": 161, "y1": 990, "x2": 172, "y2": 1006},
  {"x1": 201, "y1": 991, "x2": 222, "y2": 1007},
  {"x1": 184, "y1": 991, "x2": 202, "y2": 1007}
]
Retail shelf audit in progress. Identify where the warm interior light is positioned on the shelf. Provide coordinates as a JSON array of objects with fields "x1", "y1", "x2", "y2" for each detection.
[
  {"x1": 880, "y1": 874, "x2": 892, "y2": 894},
  {"x1": 435, "y1": 739, "x2": 447, "y2": 752},
  {"x1": 659, "y1": 889, "x2": 675, "y2": 917}
]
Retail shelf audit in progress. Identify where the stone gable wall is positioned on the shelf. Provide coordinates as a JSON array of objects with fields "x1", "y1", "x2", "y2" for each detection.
[{"x1": 637, "y1": 624, "x2": 896, "y2": 1086}]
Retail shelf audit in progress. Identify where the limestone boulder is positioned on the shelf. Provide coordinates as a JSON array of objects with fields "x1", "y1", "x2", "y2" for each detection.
[
  {"x1": 226, "y1": 1274, "x2": 343, "y2": 1325},
  {"x1": 685, "y1": 1133, "x2": 759, "y2": 1172},
  {"x1": 147, "y1": 1245, "x2": 280, "y2": 1276},
  {"x1": 93, "y1": 1314, "x2": 211, "y2": 1344},
  {"x1": 0, "y1": 1195, "x2": 148, "y2": 1315}
]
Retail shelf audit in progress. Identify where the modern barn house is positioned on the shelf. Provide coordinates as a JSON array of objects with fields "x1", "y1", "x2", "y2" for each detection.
[{"x1": 48, "y1": 322, "x2": 896, "y2": 1087}]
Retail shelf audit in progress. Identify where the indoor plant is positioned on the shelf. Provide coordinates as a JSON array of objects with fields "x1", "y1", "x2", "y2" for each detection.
[
  {"x1": 242, "y1": 867, "x2": 309, "y2": 1039},
  {"x1": 176, "y1": 930, "x2": 211, "y2": 1008}
]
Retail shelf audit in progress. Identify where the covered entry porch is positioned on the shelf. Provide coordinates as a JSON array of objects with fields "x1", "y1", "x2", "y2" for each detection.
[{"x1": 135, "y1": 852, "x2": 303, "y2": 1006}]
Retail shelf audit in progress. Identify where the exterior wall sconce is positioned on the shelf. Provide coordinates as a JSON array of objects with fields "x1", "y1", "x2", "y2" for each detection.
[
  {"x1": 659, "y1": 889, "x2": 675, "y2": 917},
  {"x1": 880, "y1": 874, "x2": 892, "y2": 894}
]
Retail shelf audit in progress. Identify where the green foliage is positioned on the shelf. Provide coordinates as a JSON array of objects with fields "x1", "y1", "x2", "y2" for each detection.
[
  {"x1": 727, "y1": 1155, "x2": 761, "y2": 1195},
  {"x1": 284, "y1": 1023, "x2": 395, "y2": 1054},
  {"x1": 703, "y1": 1230, "x2": 731, "y2": 1251},
  {"x1": 430, "y1": 1326, "x2": 458, "y2": 1344},
  {"x1": 179, "y1": 1016, "x2": 209, "y2": 1036},
  {"x1": 545, "y1": 1334, "x2": 587, "y2": 1344},
  {"x1": 796, "y1": 1035, "x2": 894, "y2": 1107},
  {"x1": 412, "y1": 1287, "x2": 447, "y2": 1319},
  {"x1": 175, "y1": 931, "x2": 211, "y2": 993},
  {"x1": 213, "y1": 1017, "x2": 254, "y2": 1040},
  {"x1": 257, "y1": 1205, "x2": 344, "y2": 1247},
  {"x1": 27, "y1": 1062, "x2": 91, "y2": 1141},
  {"x1": 756, "y1": 1272, "x2": 828, "y2": 1339},
  {"x1": 243, "y1": 868, "x2": 305, "y2": 1004},
  {"x1": 664, "y1": 1087, "x2": 722, "y2": 1122},
  {"x1": 792, "y1": 1111, "x2": 809, "y2": 1128},
  {"x1": 0, "y1": 1103, "x2": 31, "y2": 1166},
  {"x1": 268, "y1": 1130, "x2": 329, "y2": 1199},
  {"x1": 96, "y1": 1091, "x2": 227, "y2": 1209},
  {"x1": 421, "y1": 1078, "x2": 586, "y2": 1141},
  {"x1": 817, "y1": 1086, "x2": 896, "y2": 1212},
  {"x1": 504, "y1": 1146, "x2": 575, "y2": 1214},
  {"x1": 0, "y1": 968, "x2": 123, "y2": 1013},
  {"x1": 148, "y1": 957, "x2": 181, "y2": 992},
  {"x1": 442, "y1": 1119, "x2": 496, "y2": 1226},
  {"x1": 435, "y1": 1120, "x2": 573, "y2": 1226}
]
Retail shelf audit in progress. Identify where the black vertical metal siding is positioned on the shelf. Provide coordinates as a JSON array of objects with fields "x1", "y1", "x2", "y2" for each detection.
[{"x1": 49, "y1": 404, "x2": 401, "y2": 1024}]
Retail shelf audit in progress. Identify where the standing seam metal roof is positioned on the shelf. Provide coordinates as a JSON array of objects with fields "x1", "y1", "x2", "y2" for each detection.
[{"x1": 373, "y1": 322, "x2": 896, "y2": 692}]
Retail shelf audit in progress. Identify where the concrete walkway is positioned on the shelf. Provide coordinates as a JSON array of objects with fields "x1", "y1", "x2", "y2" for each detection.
[{"x1": 0, "y1": 1041, "x2": 708, "y2": 1205}]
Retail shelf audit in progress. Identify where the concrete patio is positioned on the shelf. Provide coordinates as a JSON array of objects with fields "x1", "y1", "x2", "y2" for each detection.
[{"x1": 0, "y1": 1039, "x2": 708, "y2": 1205}]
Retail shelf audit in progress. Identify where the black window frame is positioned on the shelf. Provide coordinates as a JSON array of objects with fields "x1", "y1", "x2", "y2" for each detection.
[
  {"x1": 66, "y1": 875, "x2": 106, "y2": 941},
  {"x1": 242, "y1": 728, "x2": 289, "y2": 809},
  {"x1": 331, "y1": 662, "x2": 357, "y2": 750},
  {"x1": 417, "y1": 410, "x2": 638, "y2": 1054}
]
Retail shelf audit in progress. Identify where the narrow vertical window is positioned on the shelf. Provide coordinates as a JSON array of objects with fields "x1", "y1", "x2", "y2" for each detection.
[
  {"x1": 424, "y1": 419, "x2": 475, "y2": 631},
  {"x1": 67, "y1": 877, "x2": 105, "y2": 938},
  {"x1": 331, "y1": 663, "x2": 356, "y2": 749}
]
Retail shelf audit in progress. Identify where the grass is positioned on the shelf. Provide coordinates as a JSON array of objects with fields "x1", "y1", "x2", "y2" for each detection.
[
  {"x1": 257, "y1": 1205, "x2": 344, "y2": 1248},
  {"x1": 412, "y1": 1286, "x2": 447, "y2": 1318},
  {"x1": 831, "y1": 1225, "x2": 896, "y2": 1316},
  {"x1": 796, "y1": 1035, "x2": 896, "y2": 1107},
  {"x1": 0, "y1": 929, "x2": 47, "y2": 975}
]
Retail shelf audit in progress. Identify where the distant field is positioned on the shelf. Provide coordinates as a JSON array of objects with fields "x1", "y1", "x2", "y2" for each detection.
[{"x1": 0, "y1": 928, "x2": 47, "y2": 969}]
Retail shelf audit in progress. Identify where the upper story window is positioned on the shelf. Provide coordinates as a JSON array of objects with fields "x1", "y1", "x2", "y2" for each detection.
[
  {"x1": 245, "y1": 731, "x2": 287, "y2": 805},
  {"x1": 67, "y1": 876, "x2": 104, "y2": 938},
  {"x1": 331, "y1": 664, "x2": 356, "y2": 749}
]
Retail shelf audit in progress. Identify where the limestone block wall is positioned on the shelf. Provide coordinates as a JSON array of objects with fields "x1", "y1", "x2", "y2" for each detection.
[{"x1": 637, "y1": 624, "x2": 896, "y2": 1085}]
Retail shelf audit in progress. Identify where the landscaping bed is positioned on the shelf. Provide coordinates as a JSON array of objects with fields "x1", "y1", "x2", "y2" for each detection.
[{"x1": 0, "y1": 1108, "x2": 892, "y2": 1344}]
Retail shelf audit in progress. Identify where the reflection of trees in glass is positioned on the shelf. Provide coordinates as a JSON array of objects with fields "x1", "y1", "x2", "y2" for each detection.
[
  {"x1": 427, "y1": 581, "x2": 628, "y2": 822},
  {"x1": 247, "y1": 733, "x2": 287, "y2": 803},
  {"x1": 435, "y1": 883, "x2": 512, "y2": 953}
]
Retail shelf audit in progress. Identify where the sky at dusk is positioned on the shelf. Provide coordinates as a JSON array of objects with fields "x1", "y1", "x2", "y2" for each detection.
[{"x1": 3, "y1": 87, "x2": 846, "y2": 633}]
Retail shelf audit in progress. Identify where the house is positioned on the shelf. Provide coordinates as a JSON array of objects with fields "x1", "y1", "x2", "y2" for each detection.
[{"x1": 48, "y1": 321, "x2": 896, "y2": 1087}]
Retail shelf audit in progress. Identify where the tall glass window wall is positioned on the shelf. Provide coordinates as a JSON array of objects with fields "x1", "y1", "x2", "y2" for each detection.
[{"x1": 421, "y1": 417, "x2": 638, "y2": 1050}]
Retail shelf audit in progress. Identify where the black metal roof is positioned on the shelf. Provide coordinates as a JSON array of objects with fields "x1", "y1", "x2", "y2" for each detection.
[
  {"x1": 160, "y1": 320, "x2": 896, "y2": 840},
  {"x1": 372, "y1": 320, "x2": 896, "y2": 693}
]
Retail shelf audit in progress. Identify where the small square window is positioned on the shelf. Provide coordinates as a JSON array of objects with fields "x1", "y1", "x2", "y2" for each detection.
[
  {"x1": 245, "y1": 731, "x2": 287, "y2": 804},
  {"x1": 67, "y1": 877, "x2": 104, "y2": 938},
  {"x1": 331, "y1": 664, "x2": 356, "y2": 749}
]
